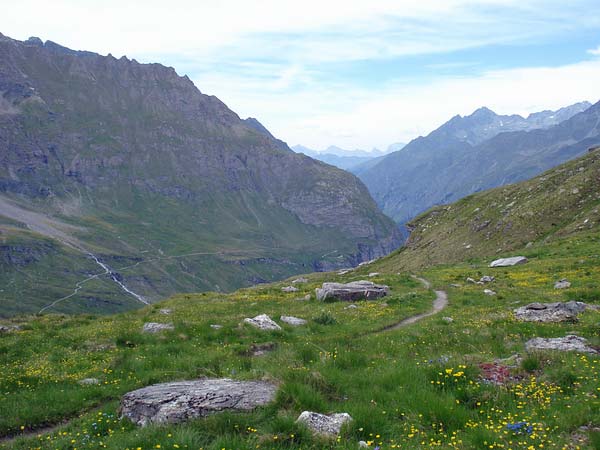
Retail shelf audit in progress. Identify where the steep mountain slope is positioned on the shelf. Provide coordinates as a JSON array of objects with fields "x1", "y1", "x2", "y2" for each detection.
[
  {"x1": 357, "y1": 102, "x2": 598, "y2": 224},
  {"x1": 0, "y1": 34, "x2": 401, "y2": 316},
  {"x1": 373, "y1": 148, "x2": 600, "y2": 272}
]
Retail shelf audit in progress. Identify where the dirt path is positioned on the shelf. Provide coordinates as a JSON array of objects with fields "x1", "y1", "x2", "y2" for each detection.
[{"x1": 376, "y1": 275, "x2": 448, "y2": 333}]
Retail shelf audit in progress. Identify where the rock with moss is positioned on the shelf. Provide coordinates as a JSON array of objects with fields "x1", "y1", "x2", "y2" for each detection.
[{"x1": 120, "y1": 378, "x2": 278, "y2": 426}]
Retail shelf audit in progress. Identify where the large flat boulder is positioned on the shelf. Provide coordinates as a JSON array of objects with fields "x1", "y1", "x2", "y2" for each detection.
[
  {"x1": 315, "y1": 281, "x2": 389, "y2": 302},
  {"x1": 296, "y1": 411, "x2": 353, "y2": 436},
  {"x1": 525, "y1": 335, "x2": 597, "y2": 354},
  {"x1": 489, "y1": 256, "x2": 528, "y2": 267},
  {"x1": 514, "y1": 301, "x2": 588, "y2": 322},
  {"x1": 120, "y1": 378, "x2": 278, "y2": 426}
]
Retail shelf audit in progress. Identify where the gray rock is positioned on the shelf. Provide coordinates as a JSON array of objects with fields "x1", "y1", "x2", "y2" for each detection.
[
  {"x1": 450, "y1": 283, "x2": 462, "y2": 288},
  {"x1": 296, "y1": 411, "x2": 353, "y2": 436},
  {"x1": 442, "y1": 316, "x2": 454, "y2": 323},
  {"x1": 280, "y1": 315, "x2": 307, "y2": 326},
  {"x1": 489, "y1": 256, "x2": 528, "y2": 267},
  {"x1": 514, "y1": 301, "x2": 588, "y2": 322},
  {"x1": 337, "y1": 269, "x2": 352, "y2": 275},
  {"x1": 120, "y1": 378, "x2": 278, "y2": 426},
  {"x1": 78, "y1": 378, "x2": 100, "y2": 385},
  {"x1": 368, "y1": 272, "x2": 380, "y2": 277},
  {"x1": 210, "y1": 324, "x2": 223, "y2": 329},
  {"x1": 359, "y1": 441, "x2": 369, "y2": 448},
  {"x1": 466, "y1": 277, "x2": 476, "y2": 284},
  {"x1": 525, "y1": 335, "x2": 597, "y2": 354},
  {"x1": 243, "y1": 314, "x2": 282, "y2": 331},
  {"x1": 282, "y1": 286, "x2": 299, "y2": 293},
  {"x1": 554, "y1": 279, "x2": 571, "y2": 289},
  {"x1": 484, "y1": 289, "x2": 496, "y2": 296},
  {"x1": 0, "y1": 324, "x2": 21, "y2": 333},
  {"x1": 480, "y1": 276, "x2": 495, "y2": 283},
  {"x1": 142, "y1": 322, "x2": 174, "y2": 333},
  {"x1": 292, "y1": 277, "x2": 308, "y2": 284},
  {"x1": 159, "y1": 308, "x2": 172, "y2": 315},
  {"x1": 316, "y1": 280, "x2": 389, "y2": 302}
]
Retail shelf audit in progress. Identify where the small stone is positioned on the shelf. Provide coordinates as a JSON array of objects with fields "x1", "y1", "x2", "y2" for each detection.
[
  {"x1": 359, "y1": 441, "x2": 369, "y2": 448},
  {"x1": 484, "y1": 289, "x2": 496, "y2": 296},
  {"x1": 292, "y1": 277, "x2": 308, "y2": 284},
  {"x1": 142, "y1": 322, "x2": 174, "y2": 333},
  {"x1": 159, "y1": 309, "x2": 172, "y2": 315},
  {"x1": 368, "y1": 272, "x2": 380, "y2": 277},
  {"x1": 282, "y1": 286, "x2": 299, "y2": 293},
  {"x1": 466, "y1": 277, "x2": 476, "y2": 284},
  {"x1": 78, "y1": 378, "x2": 100, "y2": 385},
  {"x1": 480, "y1": 276, "x2": 495, "y2": 283},
  {"x1": 450, "y1": 283, "x2": 462, "y2": 288},
  {"x1": 210, "y1": 324, "x2": 223, "y2": 329},
  {"x1": 0, "y1": 324, "x2": 21, "y2": 333},
  {"x1": 296, "y1": 411, "x2": 353, "y2": 436},
  {"x1": 344, "y1": 304, "x2": 358, "y2": 309},
  {"x1": 554, "y1": 279, "x2": 571, "y2": 289},
  {"x1": 280, "y1": 315, "x2": 307, "y2": 326},
  {"x1": 442, "y1": 316, "x2": 454, "y2": 323},
  {"x1": 243, "y1": 314, "x2": 282, "y2": 331},
  {"x1": 489, "y1": 256, "x2": 528, "y2": 267}
]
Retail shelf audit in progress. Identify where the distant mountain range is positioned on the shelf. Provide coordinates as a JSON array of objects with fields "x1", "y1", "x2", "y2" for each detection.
[
  {"x1": 292, "y1": 143, "x2": 405, "y2": 171},
  {"x1": 0, "y1": 33, "x2": 400, "y2": 316},
  {"x1": 355, "y1": 101, "x2": 596, "y2": 225}
]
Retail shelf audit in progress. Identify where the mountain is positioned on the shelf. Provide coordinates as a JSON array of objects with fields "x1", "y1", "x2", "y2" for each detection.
[
  {"x1": 292, "y1": 144, "x2": 402, "y2": 171},
  {"x1": 373, "y1": 147, "x2": 600, "y2": 272},
  {"x1": 0, "y1": 34, "x2": 401, "y2": 316},
  {"x1": 356, "y1": 102, "x2": 597, "y2": 224}
]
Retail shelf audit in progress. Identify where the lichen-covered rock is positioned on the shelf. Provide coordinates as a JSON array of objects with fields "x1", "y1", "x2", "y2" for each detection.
[
  {"x1": 525, "y1": 335, "x2": 597, "y2": 354},
  {"x1": 243, "y1": 314, "x2": 282, "y2": 331},
  {"x1": 514, "y1": 301, "x2": 588, "y2": 322},
  {"x1": 315, "y1": 281, "x2": 389, "y2": 302},
  {"x1": 280, "y1": 315, "x2": 307, "y2": 326},
  {"x1": 489, "y1": 256, "x2": 528, "y2": 267},
  {"x1": 142, "y1": 322, "x2": 174, "y2": 333},
  {"x1": 296, "y1": 411, "x2": 353, "y2": 436},
  {"x1": 120, "y1": 378, "x2": 278, "y2": 426}
]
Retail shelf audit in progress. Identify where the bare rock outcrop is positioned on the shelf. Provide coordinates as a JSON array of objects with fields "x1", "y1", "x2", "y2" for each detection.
[
  {"x1": 120, "y1": 378, "x2": 278, "y2": 426},
  {"x1": 315, "y1": 281, "x2": 389, "y2": 302}
]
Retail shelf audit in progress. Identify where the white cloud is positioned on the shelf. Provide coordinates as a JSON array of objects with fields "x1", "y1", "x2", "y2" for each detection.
[
  {"x1": 588, "y1": 45, "x2": 600, "y2": 55},
  {"x1": 209, "y1": 58, "x2": 600, "y2": 150}
]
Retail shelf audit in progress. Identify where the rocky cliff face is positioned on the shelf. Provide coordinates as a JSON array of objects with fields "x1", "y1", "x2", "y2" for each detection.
[{"x1": 0, "y1": 33, "x2": 400, "y2": 315}]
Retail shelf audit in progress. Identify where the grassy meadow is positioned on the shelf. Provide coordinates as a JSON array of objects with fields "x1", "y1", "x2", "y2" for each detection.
[{"x1": 1, "y1": 231, "x2": 599, "y2": 449}]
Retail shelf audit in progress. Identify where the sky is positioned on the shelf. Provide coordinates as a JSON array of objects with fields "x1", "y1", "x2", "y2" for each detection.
[{"x1": 3, "y1": 0, "x2": 600, "y2": 151}]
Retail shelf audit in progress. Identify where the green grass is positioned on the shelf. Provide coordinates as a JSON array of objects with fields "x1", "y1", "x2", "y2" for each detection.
[{"x1": 1, "y1": 234, "x2": 599, "y2": 449}]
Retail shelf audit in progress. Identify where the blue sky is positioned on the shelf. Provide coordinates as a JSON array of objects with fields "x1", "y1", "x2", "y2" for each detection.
[{"x1": 3, "y1": 0, "x2": 600, "y2": 150}]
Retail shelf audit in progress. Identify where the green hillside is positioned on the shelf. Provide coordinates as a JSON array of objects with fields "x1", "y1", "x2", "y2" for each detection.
[{"x1": 1, "y1": 150, "x2": 599, "y2": 449}]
